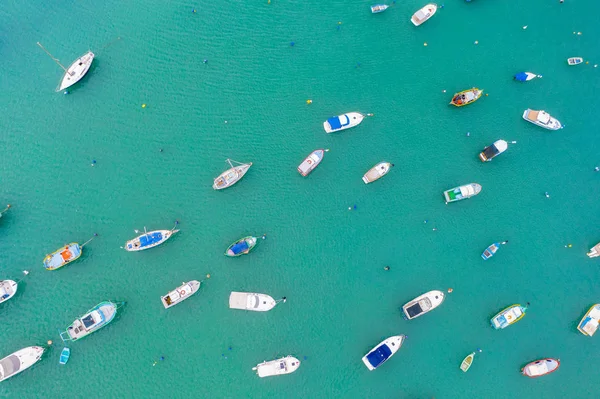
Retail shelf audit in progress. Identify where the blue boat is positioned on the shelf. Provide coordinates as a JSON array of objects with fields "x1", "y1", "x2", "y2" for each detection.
[
  {"x1": 125, "y1": 226, "x2": 179, "y2": 252},
  {"x1": 361, "y1": 335, "x2": 405, "y2": 370},
  {"x1": 481, "y1": 241, "x2": 507, "y2": 260},
  {"x1": 514, "y1": 72, "x2": 541, "y2": 82},
  {"x1": 59, "y1": 347, "x2": 70, "y2": 365},
  {"x1": 225, "y1": 236, "x2": 259, "y2": 257}
]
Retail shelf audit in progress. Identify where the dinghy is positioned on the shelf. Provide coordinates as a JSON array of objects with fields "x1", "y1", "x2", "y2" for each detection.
[
  {"x1": 38, "y1": 43, "x2": 94, "y2": 92},
  {"x1": 371, "y1": 4, "x2": 389, "y2": 13},
  {"x1": 522, "y1": 109, "x2": 562, "y2": 130},
  {"x1": 323, "y1": 112, "x2": 364, "y2": 133},
  {"x1": 229, "y1": 292, "x2": 280, "y2": 312},
  {"x1": 514, "y1": 72, "x2": 541, "y2": 82},
  {"x1": 450, "y1": 88, "x2": 483, "y2": 107},
  {"x1": 0, "y1": 280, "x2": 18, "y2": 304},
  {"x1": 522, "y1": 358, "x2": 560, "y2": 378},
  {"x1": 0, "y1": 346, "x2": 45, "y2": 382},
  {"x1": 443, "y1": 183, "x2": 481, "y2": 203},
  {"x1": 479, "y1": 140, "x2": 508, "y2": 162},
  {"x1": 362, "y1": 162, "x2": 393, "y2": 184},
  {"x1": 577, "y1": 304, "x2": 600, "y2": 336},
  {"x1": 362, "y1": 335, "x2": 405, "y2": 371},
  {"x1": 402, "y1": 290, "x2": 445, "y2": 320},
  {"x1": 43, "y1": 243, "x2": 82, "y2": 270},
  {"x1": 481, "y1": 241, "x2": 507, "y2": 260},
  {"x1": 161, "y1": 281, "x2": 201, "y2": 309},
  {"x1": 586, "y1": 242, "x2": 600, "y2": 258},
  {"x1": 125, "y1": 227, "x2": 178, "y2": 252},
  {"x1": 225, "y1": 236, "x2": 259, "y2": 257},
  {"x1": 253, "y1": 356, "x2": 300, "y2": 378},
  {"x1": 59, "y1": 347, "x2": 70, "y2": 365},
  {"x1": 60, "y1": 301, "x2": 121, "y2": 342},
  {"x1": 567, "y1": 57, "x2": 583, "y2": 65},
  {"x1": 213, "y1": 159, "x2": 252, "y2": 190},
  {"x1": 411, "y1": 3, "x2": 437, "y2": 26},
  {"x1": 490, "y1": 304, "x2": 527, "y2": 329},
  {"x1": 298, "y1": 149, "x2": 325, "y2": 176},
  {"x1": 460, "y1": 349, "x2": 482, "y2": 372}
]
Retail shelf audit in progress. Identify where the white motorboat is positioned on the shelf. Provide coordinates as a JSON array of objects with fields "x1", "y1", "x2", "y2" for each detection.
[
  {"x1": 0, "y1": 346, "x2": 45, "y2": 382},
  {"x1": 586, "y1": 242, "x2": 600, "y2": 258},
  {"x1": 58, "y1": 51, "x2": 95, "y2": 91},
  {"x1": 402, "y1": 290, "x2": 445, "y2": 320},
  {"x1": 522, "y1": 358, "x2": 560, "y2": 378},
  {"x1": 213, "y1": 159, "x2": 252, "y2": 190},
  {"x1": 298, "y1": 149, "x2": 325, "y2": 177},
  {"x1": 443, "y1": 183, "x2": 482, "y2": 203},
  {"x1": 411, "y1": 3, "x2": 437, "y2": 26},
  {"x1": 361, "y1": 335, "x2": 406, "y2": 371},
  {"x1": 323, "y1": 112, "x2": 364, "y2": 133},
  {"x1": 567, "y1": 57, "x2": 583, "y2": 65},
  {"x1": 253, "y1": 356, "x2": 300, "y2": 377},
  {"x1": 479, "y1": 140, "x2": 508, "y2": 162},
  {"x1": 522, "y1": 109, "x2": 563, "y2": 130},
  {"x1": 0, "y1": 280, "x2": 18, "y2": 305},
  {"x1": 161, "y1": 281, "x2": 201, "y2": 309},
  {"x1": 371, "y1": 4, "x2": 389, "y2": 13},
  {"x1": 229, "y1": 292, "x2": 281, "y2": 312},
  {"x1": 362, "y1": 162, "x2": 393, "y2": 184}
]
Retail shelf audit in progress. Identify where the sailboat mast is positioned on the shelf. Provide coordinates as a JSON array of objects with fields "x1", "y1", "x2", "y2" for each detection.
[{"x1": 36, "y1": 42, "x2": 68, "y2": 72}]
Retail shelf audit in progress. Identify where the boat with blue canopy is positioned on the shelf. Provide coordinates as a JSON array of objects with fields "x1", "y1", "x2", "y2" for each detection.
[
  {"x1": 60, "y1": 301, "x2": 123, "y2": 342},
  {"x1": 43, "y1": 234, "x2": 97, "y2": 271},
  {"x1": 514, "y1": 72, "x2": 541, "y2": 82},
  {"x1": 323, "y1": 112, "x2": 365, "y2": 133},
  {"x1": 59, "y1": 347, "x2": 70, "y2": 365},
  {"x1": 125, "y1": 224, "x2": 178, "y2": 252},
  {"x1": 491, "y1": 303, "x2": 527, "y2": 329},
  {"x1": 225, "y1": 235, "x2": 262, "y2": 257},
  {"x1": 362, "y1": 335, "x2": 405, "y2": 371},
  {"x1": 481, "y1": 241, "x2": 507, "y2": 260}
]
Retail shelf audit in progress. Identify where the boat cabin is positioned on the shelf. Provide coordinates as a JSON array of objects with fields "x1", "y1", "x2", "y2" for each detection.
[
  {"x1": 366, "y1": 344, "x2": 392, "y2": 369},
  {"x1": 0, "y1": 355, "x2": 21, "y2": 379},
  {"x1": 406, "y1": 298, "x2": 432, "y2": 318},
  {"x1": 230, "y1": 241, "x2": 250, "y2": 255}
]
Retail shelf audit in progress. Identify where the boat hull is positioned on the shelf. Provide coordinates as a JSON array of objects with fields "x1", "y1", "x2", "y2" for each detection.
[
  {"x1": 567, "y1": 57, "x2": 583, "y2": 65},
  {"x1": 298, "y1": 149, "x2": 325, "y2": 176},
  {"x1": 362, "y1": 162, "x2": 392, "y2": 184},
  {"x1": 0, "y1": 280, "x2": 18, "y2": 304},
  {"x1": 411, "y1": 4, "x2": 437, "y2": 26},
  {"x1": 577, "y1": 304, "x2": 600, "y2": 336},
  {"x1": 402, "y1": 290, "x2": 445, "y2": 320},
  {"x1": 225, "y1": 236, "x2": 258, "y2": 257},
  {"x1": 481, "y1": 243, "x2": 500, "y2": 260},
  {"x1": 323, "y1": 112, "x2": 364, "y2": 133},
  {"x1": 490, "y1": 304, "x2": 526, "y2": 329},
  {"x1": 522, "y1": 109, "x2": 562, "y2": 130},
  {"x1": 43, "y1": 243, "x2": 82, "y2": 270},
  {"x1": 125, "y1": 229, "x2": 178, "y2": 252},
  {"x1": 61, "y1": 301, "x2": 118, "y2": 341},
  {"x1": 57, "y1": 51, "x2": 94, "y2": 91},
  {"x1": 587, "y1": 242, "x2": 600, "y2": 258},
  {"x1": 229, "y1": 292, "x2": 277, "y2": 311},
  {"x1": 460, "y1": 352, "x2": 476, "y2": 372},
  {"x1": 253, "y1": 356, "x2": 300, "y2": 377},
  {"x1": 522, "y1": 358, "x2": 560, "y2": 378},
  {"x1": 0, "y1": 346, "x2": 45, "y2": 382},
  {"x1": 161, "y1": 280, "x2": 201, "y2": 309},
  {"x1": 361, "y1": 335, "x2": 405, "y2": 371},
  {"x1": 213, "y1": 163, "x2": 252, "y2": 190},
  {"x1": 59, "y1": 347, "x2": 70, "y2": 365}
]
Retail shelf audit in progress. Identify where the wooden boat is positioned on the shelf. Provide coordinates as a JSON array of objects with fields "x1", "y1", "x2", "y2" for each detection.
[
  {"x1": 59, "y1": 301, "x2": 121, "y2": 342},
  {"x1": 213, "y1": 159, "x2": 252, "y2": 190},
  {"x1": 0, "y1": 280, "x2": 18, "y2": 304},
  {"x1": 443, "y1": 183, "x2": 482, "y2": 203},
  {"x1": 362, "y1": 335, "x2": 405, "y2": 371},
  {"x1": 522, "y1": 358, "x2": 560, "y2": 378},
  {"x1": 490, "y1": 304, "x2": 527, "y2": 329},
  {"x1": 43, "y1": 243, "x2": 82, "y2": 270},
  {"x1": 298, "y1": 149, "x2": 325, "y2": 176},
  {"x1": 371, "y1": 4, "x2": 389, "y2": 13},
  {"x1": 586, "y1": 242, "x2": 600, "y2": 258},
  {"x1": 402, "y1": 290, "x2": 445, "y2": 320},
  {"x1": 514, "y1": 72, "x2": 541, "y2": 81},
  {"x1": 522, "y1": 109, "x2": 563, "y2": 130},
  {"x1": 460, "y1": 349, "x2": 482, "y2": 372},
  {"x1": 362, "y1": 162, "x2": 393, "y2": 184},
  {"x1": 253, "y1": 356, "x2": 300, "y2": 378},
  {"x1": 125, "y1": 227, "x2": 178, "y2": 252},
  {"x1": 323, "y1": 112, "x2": 364, "y2": 133},
  {"x1": 59, "y1": 347, "x2": 70, "y2": 365},
  {"x1": 0, "y1": 346, "x2": 45, "y2": 382},
  {"x1": 450, "y1": 88, "x2": 483, "y2": 107},
  {"x1": 225, "y1": 236, "x2": 258, "y2": 257},
  {"x1": 481, "y1": 241, "x2": 507, "y2": 260},
  {"x1": 479, "y1": 140, "x2": 508, "y2": 162},
  {"x1": 229, "y1": 292, "x2": 280, "y2": 312},
  {"x1": 161, "y1": 281, "x2": 201, "y2": 309},
  {"x1": 567, "y1": 57, "x2": 583, "y2": 65},
  {"x1": 577, "y1": 304, "x2": 600, "y2": 336},
  {"x1": 411, "y1": 3, "x2": 437, "y2": 26}
]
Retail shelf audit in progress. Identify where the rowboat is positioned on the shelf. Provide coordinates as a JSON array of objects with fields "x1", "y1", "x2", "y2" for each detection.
[
  {"x1": 522, "y1": 109, "x2": 562, "y2": 130},
  {"x1": 371, "y1": 4, "x2": 389, "y2": 13},
  {"x1": 225, "y1": 236, "x2": 259, "y2": 257},
  {"x1": 213, "y1": 159, "x2": 252, "y2": 190},
  {"x1": 58, "y1": 51, "x2": 95, "y2": 91},
  {"x1": 125, "y1": 227, "x2": 178, "y2": 252},
  {"x1": 323, "y1": 112, "x2": 364, "y2": 133},
  {"x1": 522, "y1": 358, "x2": 560, "y2": 378},
  {"x1": 161, "y1": 281, "x2": 201, "y2": 309},
  {"x1": 362, "y1": 162, "x2": 393, "y2": 184},
  {"x1": 362, "y1": 335, "x2": 405, "y2": 371},
  {"x1": 411, "y1": 3, "x2": 437, "y2": 26},
  {"x1": 577, "y1": 304, "x2": 600, "y2": 336},
  {"x1": 229, "y1": 292, "x2": 281, "y2": 312},
  {"x1": 253, "y1": 356, "x2": 300, "y2": 378},
  {"x1": 567, "y1": 57, "x2": 583, "y2": 65},
  {"x1": 479, "y1": 140, "x2": 508, "y2": 162},
  {"x1": 59, "y1": 301, "x2": 121, "y2": 342},
  {"x1": 298, "y1": 149, "x2": 325, "y2": 176},
  {"x1": 0, "y1": 346, "x2": 45, "y2": 382},
  {"x1": 402, "y1": 290, "x2": 445, "y2": 320},
  {"x1": 490, "y1": 304, "x2": 527, "y2": 329},
  {"x1": 481, "y1": 241, "x2": 507, "y2": 260},
  {"x1": 514, "y1": 72, "x2": 542, "y2": 81},
  {"x1": 450, "y1": 88, "x2": 483, "y2": 107},
  {"x1": 586, "y1": 242, "x2": 600, "y2": 258},
  {"x1": 0, "y1": 280, "x2": 18, "y2": 304},
  {"x1": 460, "y1": 349, "x2": 482, "y2": 372},
  {"x1": 43, "y1": 243, "x2": 82, "y2": 270},
  {"x1": 443, "y1": 183, "x2": 482, "y2": 203},
  {"x1": 59, "y1": 347, "x2": 70, "y2": 365}
]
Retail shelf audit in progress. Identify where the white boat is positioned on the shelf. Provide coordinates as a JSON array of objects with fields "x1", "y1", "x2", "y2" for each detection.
[
  {"x1": 586, "y1": 242, "x2": 600, "y2": 258},
  {"x1": 323, "y1": 112, "x2": 364, "y2": 133},
  {"x1": 252, "y1": 356, "x2": 300, "y2": 378},
  {"x1": 298, "y1": 149, "x2": 325, "y2": 177},
  {"x1": 522, "y1": 109, "x2": 563, "y2": 130},
  {"x1": 522, "y1": 358, "x2": 560, "y2": 378},
  {"x1": 0, "y1": 346, "x2": 45, "y2": 382},
  {"x1": 567, "y1": 57, "x2": 583, "y2": 65},
  {"x1": 213, "y1": 159, "x2": 252, "y2": 190},
  {"x1": 58, "y1": 52, "x2": 95, "y2": 91},
  {"x1": 125, "y1": 228, "x2": 179, "y2": 251},
  {"x1": 479, "y1": 140, "x2": 508, "y2": 162},
  {"x1": 361, "y1": 335, "x2": 405, "y2": 371},
  {"x1": 371, "y1": 4, "x2": 389, "y2": 13},
  {"x1": 402, "y1": 290, "x2": 445, "y2": 320},
  {"x1": 514, "y1": 72, "x2": 542, "y2": 81},
  {"x1": 362, "y1": 162, "x2": 393, "y2": 184},
  {"x1": 229, "y1": 292, "x2": 280, "y2": 312},
  {"x1": 443, "y1": 183, "x2": 482, "y2": 203},
  {"x1": 577, "y1": 304, "x2": 600, "y2": 336},
  {"x1": 0, "y1": 280, "x2": 18, "y2": 305},
  {"x1": 161, "y1": 281, "x2": 201, "y2": 309},
  {"x1": 411, "y1": 3, "x2": 437, "y2": 26}
]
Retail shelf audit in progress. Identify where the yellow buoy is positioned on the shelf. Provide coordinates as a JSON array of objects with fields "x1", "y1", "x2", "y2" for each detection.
[
  {"x1": 206, "y1": 274, "x2": 211, "y2": 279},
  {"x1": 141, "y1": 104, "x2": 147, "y2": 108},
  {"x1": 306, "y1": 99, "x2": 312, "y2": 104},
  {"x1": 423, "y1": 42, "x2": 428, "y2": 46},
  {"x1": 47, "y1": 340, "x2": 53, "y2": 345}
]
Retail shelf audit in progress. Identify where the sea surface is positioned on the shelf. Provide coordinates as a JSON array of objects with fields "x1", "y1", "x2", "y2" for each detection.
[{"x1": 1, "y1": 0, "x2": 599, "y2": 398}]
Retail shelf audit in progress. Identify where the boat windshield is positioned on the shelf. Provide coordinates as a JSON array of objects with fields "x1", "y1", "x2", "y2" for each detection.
[
  {"x1": 406, "y1": 302, "x2": 424, "y2": 318},
  {"x1": 0, "y1": 355, "x2": 20, "y2": 377},
  {"x1": 81, "y1": 310, "x2": 104, "y2": 329}
]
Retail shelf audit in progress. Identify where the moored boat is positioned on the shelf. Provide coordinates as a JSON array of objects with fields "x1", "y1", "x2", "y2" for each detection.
[
  {"x1": 450, "y1": 88, "x2": 483, "y2": 107},
  {"x1": 362, "y1": 335, "x2": 406, "y2": 371},
  {"x1": 298, "y1": 149, "x2": 326, "y2": 176},
  {"x1": 479, "y1": 140, "x2": 508, "y2": 162},
  {"x1": 59, "y1": 347, "x2": 70, "y2": 365},
  {"x1": 371, "y1": 4, "x2": 389, "y2": 13},
  {"x1": 59, "y1": 301, "x2": 122, "y2": 342},
  {"x1": 125, "y1": 226, "x2": 178, "y2": 252},
  {"x1": 58, "y1": 51, "x2": 95, "y2": 91},
  {"x1": 577, "y1": 304, "x2": 600, "y2": 336},
  {"x1": 225, "y1": 235, "x2": 260, "y2": 257},
  {"x1": 490, "y1": 303, "x2": 527, "y2": 329},
  {"x1": 43, "y1": 243, "x2": 81, "y2": 270},
  {"x1": 586, "y1": 242, "x2": 600, "y2": 258},
  {"x1": 161, "y1": 281, "x2": 201, "y2": 309},
  {"x1": 323, "y1": 112, "x2": 365, "y2": 133},
  {"x1": 213, "y1": 159, "x2": 252, "y2": 190},
  {"x1": 362, "y1": 162, "x2": 393, "y2": 184},
  {"x1": 514, "y1": 72, "x2": 542, "y2": 81},
  {"x1": 252, "y1": 356, "x2": 300, "y2": 378},
  {"x1": 0, "y1": 280, "x2": 18, "y2": 304},
  {"x1": 521, "y1": 358, "x2": 560, "y2": 378},
  {"x1": 0, "y1": 346, "x2": 45, "y2": 382},
  {"x1": 567, "y1": 57, "x2": 583, "y2": 65},
  {"x1": 402, "y1": 290, "x2": 445, "y2": 320},
  {"x1": 443, "y1": 183, "x2": 482, "y2": 203},
  {"x1": 522, "y1": 109, "x2": 562, "y2": 130},
  {"x1": 411, "y1": 3, "x2": 437, "y2": 26},
  {"x1": 229, "y1": 292, "x2": 283, "y2": 312},
  {"x1": 481, "y1": 241, "x2": 508, "y2": 260},
  {"x1": 460, "y1": 348, "x2": 482, "y2": 372}
]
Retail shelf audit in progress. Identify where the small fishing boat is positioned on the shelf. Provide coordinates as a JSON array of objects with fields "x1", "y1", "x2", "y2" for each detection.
[
  {"x1": 450, "y1": 88, "x2": 483, "y2": 107},
  {"x1": 0, "y1": 346, "x2": 45, "y2": 382},
  {"x1": 514, "y1": 72, "x2": 542, "y2": 82},
  {"x1": 161, "y1": 281, "x2": 201, "y2": 309},
  {"x1": 522, "y1": 358, "x2": 560, "y2": 378},
  {"x1": 43, "y1": 243, "x2": 82, "y2": 270},
  {"x1": 229, "y1": 292, "x2": 280, "y2": 312},
  {"x1": 323, "y1": 112, "x2": 365, "y2": 133},
  {"x1": 490, "y1": 304, "x2": 527, "y2": 329},
  {"x1": 125, "y1": 227, "x2": 178, "y2": 252},
  {"x1": 298, "y1": 149, "x2": 325, "y2": 176},
  {"x1": 0, "y1": 280, "x2": 18, "y2": 304},
  {"x1": 479, "y1": 140, "x2": 508, "y2": 162},
  {"x1": 567, "y1": 57, "x2": 583, "y2": 65},
  {"x1": 443, "y1": 183, "x2": 482, "y2": 203},
  {"x1": 59, "y1": 301, "x2": 121, "y2": 342},
  {"x1": 460, "y1": 349, "x2": 482, "y2": 372},
  {"x1": 481, "y1": 241, "x2": 507, "y2": 260},
  {"x1": 213, "y1": 159, "x2": 252, "y2": 190},
  {"x1": 577, "y1": 304, "x2": 600, "y2": 336},
  {"x1": 522, "y1": 109, "x2": 562, "y2": 130},
  {"x1": 586, "y1": 242, "x2": 600, "y2": 258},
  {"x1": 59, "y1": 347, "x2": 70, "y2": 365},
  {"x1": 371, "y1": 4, "x2": 389, "y2": 13},
  {"x1": 411, "y1": 3, "x2": 437, "y2": 26},
  {"x1": 253, "y1": 356, "x2": 300, "y2": 378},
  {"x1": 362, "y1": 162, "x2": 393, "y2": 184},
  {"x1": 362, "y1": 335, "x2": 406, "y2": 371},
  {"x1": 225, "y1": 236, "x2": 258, "y2": 257},
  {"x1": 402, "y1": 290, "x2": 445, "y2": 320}
]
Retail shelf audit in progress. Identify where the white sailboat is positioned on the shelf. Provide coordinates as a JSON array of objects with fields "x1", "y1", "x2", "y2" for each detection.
[{"x1": 37, "y1": 42, "x2": 94, "y2": 92}]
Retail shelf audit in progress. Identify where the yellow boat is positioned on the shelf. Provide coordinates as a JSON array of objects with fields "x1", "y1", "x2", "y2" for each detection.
[
  {"x1": 43, "y1": 234, "x2": 97, "y2": 270},
  {"x1": 450, "y1": 88, "x2": 483, "y2": 107},
  {"x1": 460, "y1": 348, "x2": 482, "y2": 372},
  {"x1": 577, "y1": 304, "x2": 600, "y2": 336}
]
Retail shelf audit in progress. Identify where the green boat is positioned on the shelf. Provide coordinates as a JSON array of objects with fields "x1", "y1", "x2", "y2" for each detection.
[
  {"x1": 59, "y1": 301, "x2": 124, "y2": 342},
  {"x1": 225, "y1": 236, "x2": 260, "y2": 257}
]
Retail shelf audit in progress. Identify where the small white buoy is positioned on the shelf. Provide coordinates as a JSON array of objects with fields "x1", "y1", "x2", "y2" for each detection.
[
  {"x1": 522, "y1": 25, "x2": 528, "y2": 30},
  {"x1": 474, "y1": 40, "x2": 479, "y2": 45},
  {"x1": 442, "y1": 89, "x2": 446, "y2": 93}
]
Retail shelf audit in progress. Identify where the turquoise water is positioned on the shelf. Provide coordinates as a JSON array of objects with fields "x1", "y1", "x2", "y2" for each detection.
[{"x1": 1, "y1": 0, "x2": 600, "y2": 397}]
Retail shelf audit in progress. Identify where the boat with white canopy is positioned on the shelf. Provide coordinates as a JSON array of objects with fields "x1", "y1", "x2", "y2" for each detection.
[
  {"x1": 522, "y1": 109, "x2": 562, "y2": 130},
  {"x1": 362, "y1": 335, "x2": 405, "y2": 371},
  {"x1": 298, "y1": 149, "x2": 326, "y2": 176},
  {"x1": 323, "y1": 112, "x2": 365, "y2": 133},
  {"x1": 411, "y1": 4, "x2": 437, "y2": 26},
  {"x1": 0, "y1": 280, "x2": 18, "y2": 305},
  {"x1": 213, "y1": 159, "x2": 252, "y2": 190},
  {"x1": 577, "y1": 304, "x2": 600, "y2": 336},
  {"x1": 522, "y1": 358, "x2": 560, "y2": 378},
  {"x1": 371, "y1": 4, "x2": 389, "y2": 13},
  {"x1": 443, "y1": 183, "x2": 481, "y2": 203},
  {"x1": 586, "y1": 242, "x2": 600, "y2": 258},
  {"x1": 229, "y1": 292, "x2": 284, "y2": 312},
  {"x1": 402, "y1": 290, "x2": 445, "y2": 320},
  {"x1": 161, "y1": 281, "x2": 201, "y2": 309},
  {"x1": 362, "y1": 162, "x2": 393, "y2": 184},
  {"x1": 0, "y1": 346, "x2": 45, "y2": 382},
  {"x1": 252, "y1": 356, "x2": 300, "y2": 377}
]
